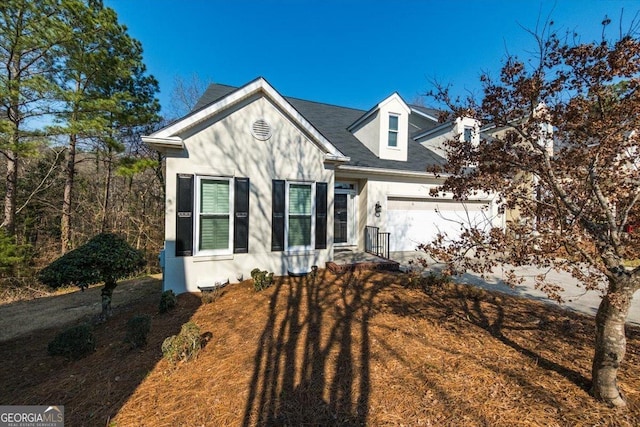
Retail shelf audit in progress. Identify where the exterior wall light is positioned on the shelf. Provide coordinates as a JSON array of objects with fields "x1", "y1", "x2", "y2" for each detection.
[{"x1": 375, "y1": 201, "x2": 382, "y2": 217}]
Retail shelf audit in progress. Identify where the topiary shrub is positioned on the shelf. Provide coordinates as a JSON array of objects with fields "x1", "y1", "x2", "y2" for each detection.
[
  {"x1": 159, "y1": 289, "x2": 177, "y2": 313},
  {"x1": 38, "y1": 233, "x2": 145, "y2": 320},
  {"x1": 251, "y1": 268, "x2": 274, "y2": 291},
  {"x1": 48, "y1": 323, "x2": 96, "y2": 360},
  {"x1": 161, "y1": 321, "x2": 203, "y2": 364},
  {"x1": 125, "y1": 315, "x2": 151, "y2": 349}
]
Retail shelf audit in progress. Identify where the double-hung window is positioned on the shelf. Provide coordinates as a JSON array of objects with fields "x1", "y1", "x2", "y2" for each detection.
[
  {"x1": 388, "y1": 114, "x2": 399, "y2": 147},
  {"x1": 197, "y1": 176, "x2": 233, "y2": 255},
  {"x1": 174, "y1": 174, "x2": 249, "y2": 257},
  {"x1": 463, "y1": 126, "x2": 473, "y2": 143},
  {"x1": 287, "y1": 183, "x2": 313, "y2": 249},
  {"x1": 271, "y1": 180, "x2": 327, "y2": 252}
]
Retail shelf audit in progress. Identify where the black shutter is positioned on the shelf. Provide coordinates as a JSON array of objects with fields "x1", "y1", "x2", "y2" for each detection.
[
  {"x1": 176, "y1": 174, "x2": 194, "y2": 256},
  {"x1": 272, "y1": 180, "x2": 285, "y2": 251},
  {"x1": 315, "y1": 182, "x2": 328, "y2": 249},
  {"x1": 234, "y1": 177, "x2": 250, "y2": 253}
]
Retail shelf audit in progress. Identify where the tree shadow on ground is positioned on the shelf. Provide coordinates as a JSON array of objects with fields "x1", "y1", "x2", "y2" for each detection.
[
  {"x1": 241, "y1": 269, "x2": 385, "y2": 426},
  {"x1": 412, "y1": 280, "x2": 592, "y2": 391},
  {"x1": 0, "y1": 278, "x2": 202, "y2": 426}
]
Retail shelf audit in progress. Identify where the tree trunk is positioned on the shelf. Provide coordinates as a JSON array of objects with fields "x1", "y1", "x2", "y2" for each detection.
[
  {"x1": 3, "y1": 149, "x2": 18, "y2": 236},
  {"x1": 4, "y1": 51, "x2": 20, "y2": 237},
  {"x1": 100, "y1": 148, "x2": 113, "y2": 233},
  {"x1": 60, "y1": 133, "x2": 77, "y2": 254},
  {"x1": 100, "y1": 280, "x2": 117, "y2": 320},
  {"x1": 591, "y1": 279, "x2": 636, "y2": 407}
]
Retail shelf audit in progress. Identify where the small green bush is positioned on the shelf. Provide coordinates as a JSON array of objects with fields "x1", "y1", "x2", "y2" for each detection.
[
  {"x1": 251, "y1": 268, "x2": 274, "y2": 291},
  {"x1": 201, "y1": 288, "x2": 221, "y2": 304},
  {"x1": 422, "y1": 271, "x2": 451, "y2": 287},
  {"x1": 125, "y1": 315, "x2": 151, "y2": 349},
  {"x1": 161, "y1": 321, "x2": 202, "y2": 364},
  {"x1": 48, "y1": 323, "x2": 96, "y2": 359},
  {"x1": 403, "y1": 268, "x2": 451, "y2": 292},
  {"x1": 159, "y1": 289, "x2": 177, "y2": 313}
]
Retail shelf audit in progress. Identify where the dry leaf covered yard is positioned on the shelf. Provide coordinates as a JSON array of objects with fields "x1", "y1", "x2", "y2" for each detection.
[{"x1": 1, "y1": 269, "x2": 639, "y2": 426}]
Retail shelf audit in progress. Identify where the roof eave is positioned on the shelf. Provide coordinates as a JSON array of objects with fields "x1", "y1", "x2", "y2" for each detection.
[
  {"x1": 413, "y1": 120, "x2": 455, "y2": 141},
  {"x1": 410, "y1": 106, "x2": 439, "y2": 122},
  {"x1": 347, "y1": 105, "x2": 378, "y2": 132},
  {"x1": 337, "y1": 164, "x2": 449, "y2": 179},
  {"x1": 324, "y1": 154, "x2": 351, "y2": 163},
  {"x1": 141, "y1": 136, "x2": 184, "y2": 151}
]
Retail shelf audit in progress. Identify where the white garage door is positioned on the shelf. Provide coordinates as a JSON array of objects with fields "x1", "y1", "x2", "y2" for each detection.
[{"x1": 386, "y1": 197, "x2": 489, "y2": 252}]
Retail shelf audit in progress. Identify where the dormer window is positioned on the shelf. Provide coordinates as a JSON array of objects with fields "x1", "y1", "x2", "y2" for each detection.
[
  {"x1": 348, "y1": 93, "x2": 410, "y2": 161},
  {"x1": 388, "y1": 114, "x2": 399, "y2": 147},
  {"x1": 463, "y1": 126, "x2": 473, "y2": 143}
]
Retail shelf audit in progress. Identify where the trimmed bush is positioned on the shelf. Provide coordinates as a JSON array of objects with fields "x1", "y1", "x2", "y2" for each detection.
[
  {"x1": 159, "y1": 289, "x2": 177, "y2": 313},
  {"x1": 251, "y1": 268, "x2": 274, "y2": 291},
  {"x1": 125, "y1": 315, "x2": 151, "y2": 349},
  {"x1": 161, "y1": 321, "x2": 202, "y2": 364},
  {"x1": 38, "y1": 233, "x2": 146, "y2": 319},
  {"x1": 48, "y1": 323, "x2": 96, "y2": 359}
]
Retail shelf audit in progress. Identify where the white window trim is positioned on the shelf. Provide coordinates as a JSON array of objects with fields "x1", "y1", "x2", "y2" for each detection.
[
  {"x1": 285, "y1": 181, "x2": 316, "y2": 252},
  {"x1": 388, "y1": 113, "x2": 399, "y2": 147},
  {"x1": 194, "y1": 175, "x2": 234, "y2": 256}
]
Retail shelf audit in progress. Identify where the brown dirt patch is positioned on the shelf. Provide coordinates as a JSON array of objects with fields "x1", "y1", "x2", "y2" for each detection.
[{"x1": 1, "y1": 269, "x2": 639, "y2": 426}]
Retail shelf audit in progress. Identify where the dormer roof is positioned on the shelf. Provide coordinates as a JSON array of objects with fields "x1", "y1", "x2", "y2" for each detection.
[{"x1": 347, "y1": 92, "x2": 411, "y2": 132}]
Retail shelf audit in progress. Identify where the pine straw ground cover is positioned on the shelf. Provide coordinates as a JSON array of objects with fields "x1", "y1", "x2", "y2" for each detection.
[{"x1": 1, "y1": 270, "x2": 639, "y2": 426}]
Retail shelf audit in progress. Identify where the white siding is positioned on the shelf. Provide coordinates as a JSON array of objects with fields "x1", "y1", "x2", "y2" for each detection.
[{"x1": 163, "y1": 95, "x2": 334, "y2": 293}]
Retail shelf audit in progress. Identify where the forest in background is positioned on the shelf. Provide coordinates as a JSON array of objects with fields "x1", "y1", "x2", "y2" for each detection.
[{"x1": 0, "y1": 0, "x2": 174, "y2": 289}]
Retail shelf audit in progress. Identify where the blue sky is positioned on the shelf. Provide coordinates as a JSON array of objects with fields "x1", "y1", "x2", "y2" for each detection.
[{"x1": 104, "y1": 0, "x2": 640, "y2": 114}]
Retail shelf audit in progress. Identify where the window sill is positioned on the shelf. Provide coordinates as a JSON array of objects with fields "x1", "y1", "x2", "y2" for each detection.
[
  {"x1": 285, "y1": 248, "x2": 318, "y2": 256},
  {"x1": 334, "y1": 243, "x2": 357, "y2": 248},
  {"x1": 193, "y1": 253, "x2": 234, "y2": 262}
]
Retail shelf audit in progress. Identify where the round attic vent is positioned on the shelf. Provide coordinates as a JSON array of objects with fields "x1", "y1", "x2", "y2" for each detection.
[{"x1": 251, "y1": 119, "x2": 272, "y2": 141}]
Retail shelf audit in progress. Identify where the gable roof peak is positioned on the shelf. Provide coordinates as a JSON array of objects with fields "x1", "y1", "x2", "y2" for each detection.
[
  {"x1": 143, "y1": 76, "x2": 348, "y2": 161},
  {"x1": 347, "y1": 92, "x2": 411, "y2": 132}
]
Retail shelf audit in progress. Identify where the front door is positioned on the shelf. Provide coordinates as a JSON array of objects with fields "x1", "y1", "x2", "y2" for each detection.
[{"x1": 334, "y1": 185, "x2": 356, "y2": 246}]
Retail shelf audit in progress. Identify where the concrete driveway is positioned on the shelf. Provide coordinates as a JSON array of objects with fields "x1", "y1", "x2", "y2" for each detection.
[{"x1": 393, "y1": 253, "x2": 640, "y2": 327}]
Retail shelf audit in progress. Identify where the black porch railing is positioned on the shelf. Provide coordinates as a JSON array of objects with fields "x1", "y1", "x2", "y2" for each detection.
[{"x1": 364, "y1": 225, "x2": 390, "y2": 259}]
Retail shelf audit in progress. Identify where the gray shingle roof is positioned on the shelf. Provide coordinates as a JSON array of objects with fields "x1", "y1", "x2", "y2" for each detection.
[
  {"x1": 192, "y1": 83, "x2": 446, "y2": 172},
  {"x1": 192, "y1": 84, "x2": 237, "y2": 111},
  {"x1": 410, "y1": 104, "x2": 442, "y2": 120}
]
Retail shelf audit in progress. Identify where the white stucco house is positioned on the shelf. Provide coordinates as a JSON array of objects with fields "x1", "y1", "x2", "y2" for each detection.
[{"x1": 143, "y1": 77, "x2": 503, "y2": 294}]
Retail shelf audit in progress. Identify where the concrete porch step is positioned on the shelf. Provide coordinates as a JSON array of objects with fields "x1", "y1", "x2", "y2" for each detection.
[{"x1": 326, "y1": 250, "x2": 400, "y2": 274}]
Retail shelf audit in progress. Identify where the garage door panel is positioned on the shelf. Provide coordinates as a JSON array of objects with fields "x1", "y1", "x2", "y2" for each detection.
[{"x1": 387, "y1": 197, "x2": 488, "y2": 252}]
